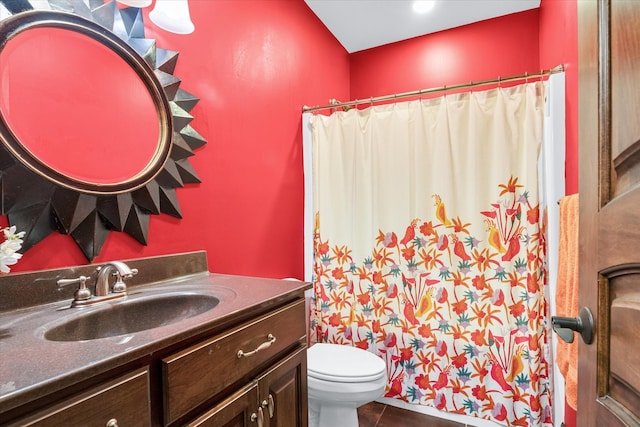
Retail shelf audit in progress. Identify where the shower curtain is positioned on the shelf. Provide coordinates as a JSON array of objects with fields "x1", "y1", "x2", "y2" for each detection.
[{"x1": 307, "y1": 81, "x2": 554, "y2": 427}]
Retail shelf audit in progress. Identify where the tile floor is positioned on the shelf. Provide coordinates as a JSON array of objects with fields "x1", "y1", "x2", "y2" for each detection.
[{"x1": 357, "y1": 401, "x2": 465, "y2": 427}]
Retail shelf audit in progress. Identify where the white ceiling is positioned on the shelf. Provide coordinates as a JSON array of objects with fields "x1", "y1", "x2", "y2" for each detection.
[{"x1": 304, "y1": 0, "x2": 541, "y2": 53}]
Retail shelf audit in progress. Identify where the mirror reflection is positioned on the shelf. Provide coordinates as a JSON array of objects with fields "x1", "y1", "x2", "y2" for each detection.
[{"x1": 0, "y1": 26, "x2": 160, "y2": 185}]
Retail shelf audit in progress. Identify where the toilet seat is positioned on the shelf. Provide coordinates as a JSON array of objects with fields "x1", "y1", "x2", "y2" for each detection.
[{"x1": 307, "y1": 343, "x2": 386, "y2": 383}]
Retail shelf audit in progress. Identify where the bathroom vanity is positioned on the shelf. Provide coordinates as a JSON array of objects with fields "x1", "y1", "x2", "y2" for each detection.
[{"x1": 0, "y1": 251, "x2": 310, "y2": 426}]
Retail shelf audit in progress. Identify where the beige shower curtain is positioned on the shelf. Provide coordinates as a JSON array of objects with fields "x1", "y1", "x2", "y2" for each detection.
[{"x1": 310, "y1": 82, "x2": 552, "y2": 426}]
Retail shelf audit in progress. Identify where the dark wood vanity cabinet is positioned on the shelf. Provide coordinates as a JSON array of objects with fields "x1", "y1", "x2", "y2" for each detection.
[{"x1": 3, "y1": 291, "x2": 308, "y2": 427}]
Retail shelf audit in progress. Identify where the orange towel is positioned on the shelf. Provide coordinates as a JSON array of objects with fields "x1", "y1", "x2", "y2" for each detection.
[{"x1": 555, "y1": 193, "x2": 579, "y2": 410}]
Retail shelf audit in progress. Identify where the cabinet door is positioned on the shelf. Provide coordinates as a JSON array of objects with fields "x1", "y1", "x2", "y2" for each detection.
[
  {"x1": 188, "y1": 382, "x2": 262, "y2": 427},
  {"x1": 257, "y1": 345, "x2": 308, "y2": 427}
]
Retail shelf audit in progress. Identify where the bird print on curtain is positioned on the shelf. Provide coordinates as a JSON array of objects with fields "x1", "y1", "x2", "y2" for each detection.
[{"x1": 311, "y1": 176, "x2": 552, "y2": 427}]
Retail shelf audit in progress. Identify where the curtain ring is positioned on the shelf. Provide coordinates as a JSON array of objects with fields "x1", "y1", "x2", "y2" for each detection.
[
  {"x1": 498, "y1": 76, "x2": 501, "y2": 88},
  {"x1": 525, "y1": 72, "x2": 529, "y2": 83}
]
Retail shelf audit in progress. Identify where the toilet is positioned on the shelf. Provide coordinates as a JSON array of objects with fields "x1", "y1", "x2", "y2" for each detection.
[{"x1": 307, "y1": 343, "x2": 387, "y2": 427}]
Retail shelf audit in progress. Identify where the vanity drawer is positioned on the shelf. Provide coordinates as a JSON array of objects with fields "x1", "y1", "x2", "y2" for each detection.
[
  {"x1": 10, "y1": 368, "x2": 150, "y2": 427},
  {"x1": 162, "y1": 299, "x2": 305, "y2": 425}
]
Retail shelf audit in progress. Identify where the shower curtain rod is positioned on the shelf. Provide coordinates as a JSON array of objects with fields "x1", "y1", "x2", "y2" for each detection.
[{"x1": 302, "y1": 64, "x2": 564, "y2": 113}]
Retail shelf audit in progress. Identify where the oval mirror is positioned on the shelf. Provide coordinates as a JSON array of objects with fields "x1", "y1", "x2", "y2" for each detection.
[
  {"x1": 0, "y1": 7, "x2": 206, "y2": 261},
  {"x1": 0, "y1": 26, "x2": 161, "y2": 186},
  {"x1": 0, "y1": 10, "x2": 172, "y2": 194}
]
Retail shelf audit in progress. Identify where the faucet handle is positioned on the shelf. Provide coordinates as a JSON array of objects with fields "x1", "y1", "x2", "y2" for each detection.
[
  {"x1": 112, "y1": 275, "x2": 126, "y2": 293},
  {"x1": 57, "y1": 275, "x2": 92, "y2": 302},
  {"x1": 112, "y1": 268, "x2": 138, "y2": 293}
]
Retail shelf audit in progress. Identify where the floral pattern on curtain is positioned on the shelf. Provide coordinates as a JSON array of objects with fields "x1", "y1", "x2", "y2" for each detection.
[{"x1": 309, "y1": 82, "x2": 553, "y2": 427}]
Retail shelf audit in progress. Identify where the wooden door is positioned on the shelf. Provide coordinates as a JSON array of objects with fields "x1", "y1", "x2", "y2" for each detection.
[
  {"x1": 578, "y1": 0, "x2": 640, "y2": 425},
  {"x1": 257, "y1": 345, "x2": 308, "y2": 427}
]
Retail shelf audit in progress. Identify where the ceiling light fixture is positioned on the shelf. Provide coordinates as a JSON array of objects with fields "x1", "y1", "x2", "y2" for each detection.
[
  {"x1": 116, "y1": 0, "x2": 151, "y2": 7},
  {"x1": 149, "y1": 0, "x2": 195, "y2": 35},
  {"x1": 412, "y1": 0, "x2": 436, "y2": 14},
  {"x1": 115, "y1": 0, "x2": 195, "y2": 34}
]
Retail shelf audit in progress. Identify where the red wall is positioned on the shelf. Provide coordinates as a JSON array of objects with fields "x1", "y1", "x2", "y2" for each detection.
[
  {"x1": 9, "y1": 0, "x2": 349, "y2": 277},
  {"x1": 350, "y1": 9, "x2": 541, "y2": 97}
]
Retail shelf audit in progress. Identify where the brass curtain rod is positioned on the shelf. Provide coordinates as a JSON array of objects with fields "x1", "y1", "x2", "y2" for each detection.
[{"x1": 302, "y1": 64, "x2": 564, "y2": 113}]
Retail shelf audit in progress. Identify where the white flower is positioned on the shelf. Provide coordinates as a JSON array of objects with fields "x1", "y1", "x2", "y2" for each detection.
[
  {"x1": 0, "y1": 251, "x2": 22, "y2": 273},
  {"x1": 0, "y1": 226, "x2": 24, "y2": 273},
  {"x1": 3, "y1": 225, "x2": 25, "y2": 242},
  {"x1": 1, "y1": 238, "x2": 21, "y2": 252}
]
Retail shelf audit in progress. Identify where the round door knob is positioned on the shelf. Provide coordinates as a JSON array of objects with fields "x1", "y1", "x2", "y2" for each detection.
[{"x1": 552, "y1": 306, "x2": 594, "y2": 345}]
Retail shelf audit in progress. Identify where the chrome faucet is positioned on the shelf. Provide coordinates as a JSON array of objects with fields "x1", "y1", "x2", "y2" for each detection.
[
  {"x1": 95, "y1": 261, "x2": 138, "y2": 296},
  {"x1": 57, "y1": 261, "x2": 138, "y2": 307}
]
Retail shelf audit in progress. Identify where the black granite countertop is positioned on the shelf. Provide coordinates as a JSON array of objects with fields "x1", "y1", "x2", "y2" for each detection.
[{"x1": 0, "y1": 251, "x2": 311, "y2": 415}]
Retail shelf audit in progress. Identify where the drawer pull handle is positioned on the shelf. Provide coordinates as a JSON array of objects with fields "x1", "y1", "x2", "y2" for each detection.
[
  {"x1": 106, "y1": 419, "x2": 118, "y2": 427},
  {"x1": 262, "y1": 394, "x2": 274, "y2": 418},
  {"x1": 237, "y1": 334, "x2": 276, "y2": 358}
]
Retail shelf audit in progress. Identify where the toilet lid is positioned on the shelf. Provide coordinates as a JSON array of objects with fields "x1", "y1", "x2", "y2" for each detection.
[{"x1": 307, "y1": 343, "x2": 386, "y2": 383}]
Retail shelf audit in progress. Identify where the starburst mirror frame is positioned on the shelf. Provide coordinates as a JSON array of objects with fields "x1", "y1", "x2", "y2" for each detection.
[{"x1": 0, "y1": 1, "x2": 205, "y2": 261}]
